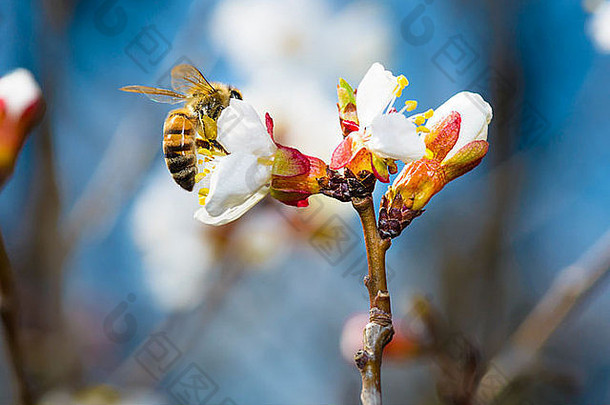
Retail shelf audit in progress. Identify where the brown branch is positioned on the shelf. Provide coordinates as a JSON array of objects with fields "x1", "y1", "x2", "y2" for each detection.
[
  {"x1": 352, "y1": 196, "x2": 393, "y2": 405},
  {"x1": 0, "y1": 229, "x2": 33, "y2": 405},
  {"x1": 474, "y1": 229, "x2": 610, "y2": 404}
]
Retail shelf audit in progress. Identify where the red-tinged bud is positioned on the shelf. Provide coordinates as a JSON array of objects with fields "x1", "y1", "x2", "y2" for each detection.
[
  {"x1": 0, "y1": 69, "x2": 44, "y2": 186},
  {"x1": 378, "y1": 92, "x2": 492, "y2": 238}
]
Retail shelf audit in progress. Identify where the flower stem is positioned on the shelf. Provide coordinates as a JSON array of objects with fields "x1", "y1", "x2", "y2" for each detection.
[
  {"x1": 0, "y1": 230, "x2": 32, "y2": 405},
  {"x1": 352, "y1": 196, "x2": 393, "y2": 405}
]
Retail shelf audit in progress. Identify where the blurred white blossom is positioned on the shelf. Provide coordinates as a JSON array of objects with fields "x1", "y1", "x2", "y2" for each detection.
[
  {"x1": 210, "y1": 0, "x2": 392, "y2": 163},
  {"x1": 243, "y1": 72, "x2": 340, "y2": 162},
  {"x1": 211, "y1": 0, "x2": 391, "y2": 81},
  {"x1": 131, "y1": 168, "x2": 216, "y2": 311},
  {"x1": 131, "y1": 169, "x2": 296, "y2": 311},
  {"x1": 588, "y1": 0, "x2": 610, "y2": 52}
]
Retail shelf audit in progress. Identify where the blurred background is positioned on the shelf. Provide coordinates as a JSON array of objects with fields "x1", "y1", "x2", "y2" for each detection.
[{"x1": 1, "y1": 0, "x2": 610, "y2": 404}]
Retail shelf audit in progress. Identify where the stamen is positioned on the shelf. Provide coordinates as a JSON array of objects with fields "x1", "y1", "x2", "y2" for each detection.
[
  {"x1": 198, "y1": 188, "x2": 210, "y2": 196},
  {"x1": 398, "y1": 75, "x2": 409, "y2": 88},
  {"x1": 404, "y1": 100, "x2": 418, "y2": 112},
  {"x1": 392, "y1": 75, "x2": 409, "y2": 98},
  {"x1": 198, "y1": 148, "x2": 212, "y2": 156},
  {"x1": 424, "y1": 149, "x2": 434, "y2": 159},
  {"x1": 423, "y1": 109, "x2": 434, "y2": 119},
  {"x1": 197, "y1": 159, "x2": 203, "y2": 165},
  {"x1": 195, "y1": 173, "x2": 205, "y2": 183},
  {"x1": 385, "y1": 95, "x2": 398, "y2": 115},
  {"x1": 414, "y1": 116, "x2": 426, "y2": 126},
  {"x1": 416, "y1": 126, "x2": 430, "y2": 133}
]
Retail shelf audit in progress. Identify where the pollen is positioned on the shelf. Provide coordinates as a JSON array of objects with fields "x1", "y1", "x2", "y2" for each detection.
[
  {"x1": 424, "y1": 149, "x2": 434, "y2": 159},
  {"x1": 198, "y1": 148, "x2": 212, "y2": 156},
  {"x1": 198, "y1": 195, "x2": 207, "y2": 205},
  {"x1": 197, "y1": 159, "x2": 203, "y2": 165},
  {"x1": 414, "y1": 116, "x2": 426, "y2": 126},
  {"x1": 398, "y1": 75, "x2": 409, "y2": 88},
  {"x1": 198, "y1": 188, "x2": 210, "y2": 196},
  {"x1": 195, "y1": 173, "x2": 206, "y2": 183},
  {"x1": 257, "y1": 156, "x2": 275, "y2": 166},
  {"x1": 423, "y1": 109, "x2": 434, "y2": 119},
  {"x1": 393, "y1": 75, "x2": 409, "y2": 97},
  {"x1": 404, "y1": 100, "x2": 418, "y2": 112},
  {"x1": 416, "y1": 126, "x2": 430, "y2": 133}
]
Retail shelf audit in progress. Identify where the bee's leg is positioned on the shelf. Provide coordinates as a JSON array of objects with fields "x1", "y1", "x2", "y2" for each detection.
[{"x1": 195, "y1": 138, "x2": 210, "y2": 149}]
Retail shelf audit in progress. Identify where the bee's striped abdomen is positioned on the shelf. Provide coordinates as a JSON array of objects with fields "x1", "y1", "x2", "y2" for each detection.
[{"x1": 163, "y1": 109, "x2": 197, "y2": 191}]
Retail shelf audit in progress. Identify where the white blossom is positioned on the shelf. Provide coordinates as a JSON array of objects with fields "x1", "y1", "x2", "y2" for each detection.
[
  {"x1": 353, "y1": 62, "x2": 426, "y2": 164},
  {"x1": 194, "y1": 99, "x2": 276, "y2": 225}
]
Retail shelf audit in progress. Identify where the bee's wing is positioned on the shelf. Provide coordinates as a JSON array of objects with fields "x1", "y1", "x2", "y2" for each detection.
[
  {"x1": 119, "y1": 85, "x2": 187, "y2": 104},
  {"x1": 170, "y1": 64, "x2": 216, "y2": 95}
]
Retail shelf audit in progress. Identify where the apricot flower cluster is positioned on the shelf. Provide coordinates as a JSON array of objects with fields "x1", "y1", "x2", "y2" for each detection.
[{"x1": 193, "y1": 63, "x2": 492, "y2": 237}]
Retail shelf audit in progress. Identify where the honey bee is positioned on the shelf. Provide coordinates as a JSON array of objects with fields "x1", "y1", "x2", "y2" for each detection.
[{"x1": 120, "y1": 64, "x2": 243, "y2": 191}]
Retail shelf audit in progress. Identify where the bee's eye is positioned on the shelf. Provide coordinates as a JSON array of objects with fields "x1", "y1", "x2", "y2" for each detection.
[{"x1": 230, "y1": 89, "x2": 242, "y2": 100}]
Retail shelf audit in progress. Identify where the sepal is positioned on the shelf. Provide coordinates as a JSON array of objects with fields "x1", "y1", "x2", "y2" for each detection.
[
  {"x1": 270, "y1": 144, "x2": 328, "y2": 207},
  {"x1": 441, "y1": 140, "x2": 488, "y2": 182}
]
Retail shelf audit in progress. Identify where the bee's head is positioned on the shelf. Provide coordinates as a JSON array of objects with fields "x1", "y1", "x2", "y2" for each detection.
[{"x1": 229, "y1": 87, "x2": 243, "y2": 100}]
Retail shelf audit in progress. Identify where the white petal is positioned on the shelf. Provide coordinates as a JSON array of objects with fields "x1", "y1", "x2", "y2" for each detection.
[
  {"x1": 355, "y1": 62, "x2": 397, "y2": 128},
  {"x1": 366, "y1": 113, "x2": 425, "y2": 163},
  {"x1": 196, "y1": 153, "x2": 271, "y2": 225},
  {"x1": 217, "y1": 98, "x2": 277, "y2": 156},
  {"x1": 426, "y1": 92, "x2": 492, "y2": 161},
  {"x1": 0, "y1": 68, "x2": 41, "y2": 118},
  {"x1": 195, "y1": 187, "x2": 268, "y2": 226}
]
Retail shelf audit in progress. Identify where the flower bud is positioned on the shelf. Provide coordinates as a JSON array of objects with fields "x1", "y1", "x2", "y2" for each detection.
[
  {"x1": 337, "y1": 78, "x2": 359, "y2": 137},
  {"x1": 378, "y1": 92, "x2": 492, "y2": 238},
  {"x1": 0, "y1": 68, "x2": 44, "y2": 184}
]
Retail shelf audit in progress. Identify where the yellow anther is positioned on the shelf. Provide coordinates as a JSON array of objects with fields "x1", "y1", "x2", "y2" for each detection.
[
  {"x1": 423, "y1": 109, "x2": 434, "y2": 119},
  {"x1": 416, "y1": 126, "x2": 430, "y2": 133},
  {"x1": 198, "y1": 188, "x2": 210, "y2": 196},
  {"x1": 414, "y1": 116, "x2": 426, "y2": 126},
  {"x1": 197, "y1": 159, "x2": 203, "y2": 165},
  {"x1": 198, "y1": 148, "x2": 212, "y2": 156},
  {"x1": 397, "y1": 75, "x2": 409, "y2": 88},
  {"x1": 424, "y1": 149, "x2": 434, "y2": 159},
  {"x1": 393, "y1": 75, "x2": 409, "y2": 98},
  {"x1": 404, "y1": 100, "x2": 418, "y2": 112},
  {"x1": 198, "y1": 195, "x2": 207, "y2": 205},
  {"x1": 195, "y1": 173, "x2": 205, "y2": 183}
]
